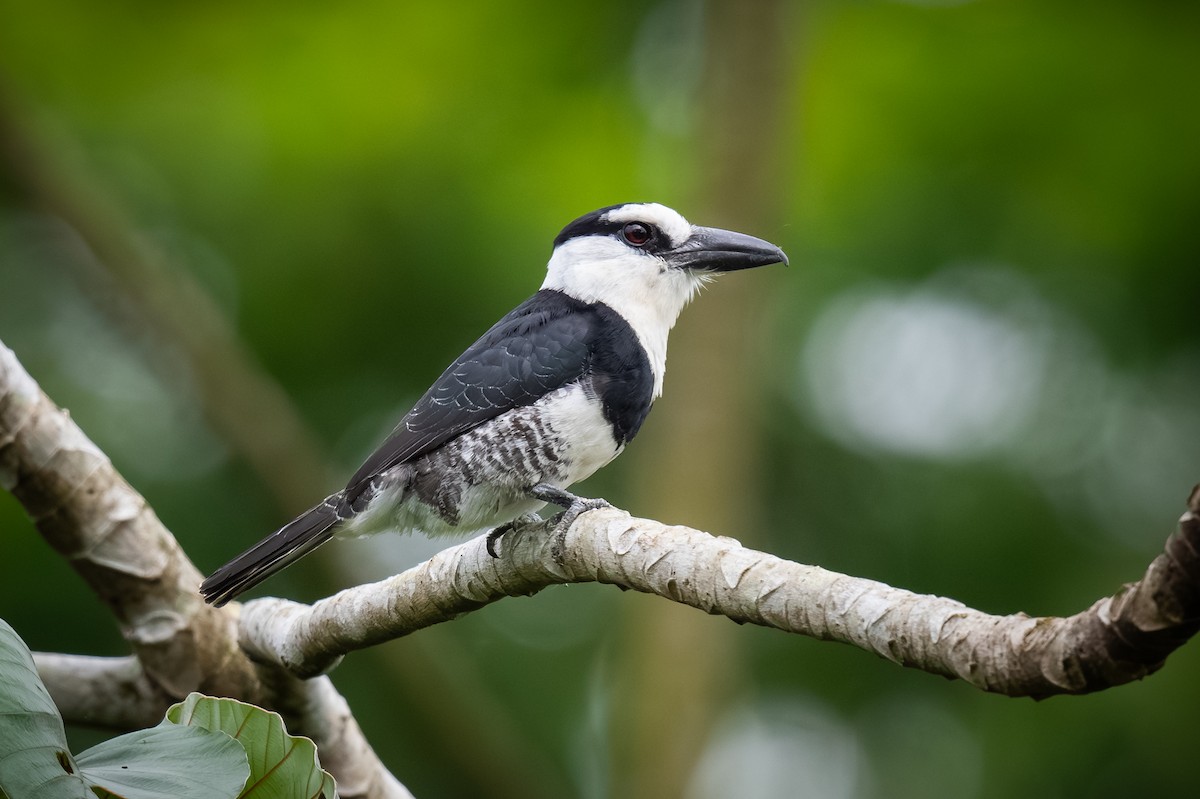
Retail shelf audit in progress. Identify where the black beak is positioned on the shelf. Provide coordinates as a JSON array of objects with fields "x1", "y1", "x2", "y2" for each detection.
[{"x1": 667, "y1": 225, "x2": 789, "y2": 272}]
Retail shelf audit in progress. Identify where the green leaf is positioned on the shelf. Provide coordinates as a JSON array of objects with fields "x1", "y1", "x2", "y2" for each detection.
[
  {"x1": 76, "y1": 723, "x2": 248, "y2": 799},
  {"x1": 165, "y1": 693, "x2": 337, "y2": 799},
  {"x1": 0, "y1": 618, "x2": 91, "y2": 799}
]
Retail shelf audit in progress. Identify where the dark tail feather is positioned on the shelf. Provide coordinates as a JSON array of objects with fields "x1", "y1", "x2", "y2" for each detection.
[{"x1": 200, "y1": 497, "x2": 342, "y2": 607}]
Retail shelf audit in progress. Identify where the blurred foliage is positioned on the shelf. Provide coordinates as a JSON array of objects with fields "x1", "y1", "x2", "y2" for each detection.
[{"x1": 1, "y1": 1, "x2": 1198, "y2": 798}]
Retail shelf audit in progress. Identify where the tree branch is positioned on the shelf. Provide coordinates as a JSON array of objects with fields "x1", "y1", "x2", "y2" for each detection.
[
  {"x1": 1, "y1": 339, "x2": 410, "y2": 798},
  {"x1": 254, "y1": 666, "x2": 415, "y2": 799},
  {"x1": 240, "y1": 497, "x2": 1200, "y2": 698},
  {"x1": 32, "y1": 652, "x2": 165, "y2": 730},
  {"x1": 0, "y1": 340, "x2": 254, "y2": 702}
]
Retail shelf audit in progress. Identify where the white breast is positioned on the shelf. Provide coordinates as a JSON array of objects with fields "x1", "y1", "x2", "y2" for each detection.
[
  {"x1": 541, "y1": 237, "x2": 704, "y2": 399},
  {"x1": 538, "y1": 382, "x2": 625, "y2": 484}
]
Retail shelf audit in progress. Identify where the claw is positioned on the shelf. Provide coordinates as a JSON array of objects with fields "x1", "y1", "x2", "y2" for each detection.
[
  {"x1": 485, "y1": 524, "x2": 512, "y2": 558},
  {"x1": 527, "y1": 484, "x2": 610, "y2": 564},
  {"x1": 485, "y1": 512, "x2": 541, "y2": 558},
  {"x1": 487, "y1": 485, "x2": 609, "y2": 562}
]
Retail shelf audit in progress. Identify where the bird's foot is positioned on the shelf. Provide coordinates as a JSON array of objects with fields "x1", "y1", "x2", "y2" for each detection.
[
  {"x1": 527, "y1": 483, "x2": 611, "y2": 563},
  {"x1": 485, "y1": 513, "x2": 542, "y2": 558}
]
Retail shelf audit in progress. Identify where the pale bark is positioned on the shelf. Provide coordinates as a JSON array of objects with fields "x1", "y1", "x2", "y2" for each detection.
[
  {"x1": 0, "y1": 340, "x2": 409, "y2": 799},
  {"x1": 255, "y1": 668, "x2": 415, "y2": 799},
  {"x1": 0, "y1": 340, "x2": 254, "y2": 703},
  {"x1": 31, "y1": 653, "x2": 164, "y2": 729},
  {"x1": 238, "y1": 497, "x2": 1200, "y2": 698}
]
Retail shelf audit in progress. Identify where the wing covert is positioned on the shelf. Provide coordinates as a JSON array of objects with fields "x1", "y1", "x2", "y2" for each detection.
[{"x1": 343, "y1": 291, "x2": 597, "y2": 502}]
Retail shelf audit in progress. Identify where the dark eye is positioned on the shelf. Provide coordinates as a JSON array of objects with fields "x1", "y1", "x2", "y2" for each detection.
[{"x1": 621, "y1": 222, "x2": 652, "y2": 247}]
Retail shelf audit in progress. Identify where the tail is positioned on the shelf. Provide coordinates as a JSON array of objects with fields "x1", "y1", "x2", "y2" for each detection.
[{"x1": 200, "y1": 496, "x2": 342, "y2": 607}]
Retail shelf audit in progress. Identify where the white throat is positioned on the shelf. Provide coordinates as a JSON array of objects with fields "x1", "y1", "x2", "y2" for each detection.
[{"x1": 541, "y1": 237, "x2": 704, "y2": 398}]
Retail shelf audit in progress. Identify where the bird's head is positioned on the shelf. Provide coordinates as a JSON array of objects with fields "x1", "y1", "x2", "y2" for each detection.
[{"x1": 541, "y1": 202, "x2": 787, "y2": 333}]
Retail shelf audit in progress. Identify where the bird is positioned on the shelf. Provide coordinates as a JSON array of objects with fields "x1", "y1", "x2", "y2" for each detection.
[{"x1": 200, "y1": 202, "x2": 787, "y2": 606}]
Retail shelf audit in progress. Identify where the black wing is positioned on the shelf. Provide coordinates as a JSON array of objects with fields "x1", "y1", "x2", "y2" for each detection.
[{"x1": 342, "y1": 289, "x2": 598, "y2": 504}]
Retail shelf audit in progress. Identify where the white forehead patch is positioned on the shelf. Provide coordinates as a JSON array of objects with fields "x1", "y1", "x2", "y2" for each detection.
[{"x1": 603, "y1": 203, "x2": 693, "y2": 248}]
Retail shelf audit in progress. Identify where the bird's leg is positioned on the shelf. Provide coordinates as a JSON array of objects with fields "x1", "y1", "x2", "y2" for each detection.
[
  {"x1": 527, "y1": 483, "x2": 611, "y2": 563},
  {"x1": 485, "y1": 513, "x2": 541, "y2": 558},
  {"x1": 485, "y1": 485, "x2": 610, "y2": 560}
]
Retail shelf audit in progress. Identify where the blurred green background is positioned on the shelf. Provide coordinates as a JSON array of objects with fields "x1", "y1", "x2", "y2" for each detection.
[{"x1": 2, "y1": 1, "x2": 1198, "y2": 797}]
